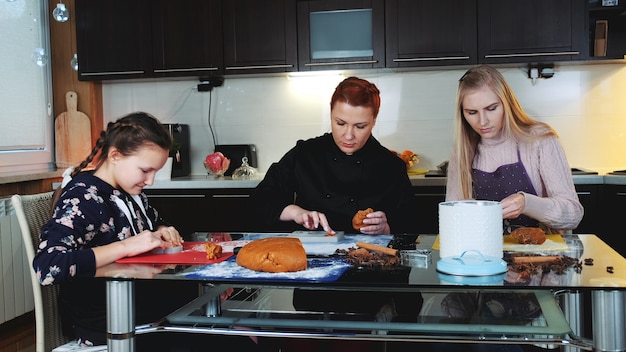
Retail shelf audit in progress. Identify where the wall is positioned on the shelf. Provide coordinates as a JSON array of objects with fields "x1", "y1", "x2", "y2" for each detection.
[{"x1": 101, "y1": 63, "x2": 626, "y2": 176}]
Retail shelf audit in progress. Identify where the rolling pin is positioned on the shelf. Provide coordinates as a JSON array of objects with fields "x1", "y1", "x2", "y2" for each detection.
[{"x1": 356, "y1": 242, "x2": 398, "y2": 256}]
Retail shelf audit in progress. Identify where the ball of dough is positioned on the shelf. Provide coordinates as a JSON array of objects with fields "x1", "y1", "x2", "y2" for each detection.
[
  {"x1": 236, "y1": 237, "x2": 307, "y2": 273},
  {"x1": 510, "y1": 227, "x2": 546, "y2": 244},
  {"x1": 352, "y1": 208, "x2": 374, "y2": 230}
]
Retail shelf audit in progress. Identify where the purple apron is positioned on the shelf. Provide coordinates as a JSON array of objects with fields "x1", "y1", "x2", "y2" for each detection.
[{"x1": 472, "y1": 149, "x2": 540, "y2": 233}]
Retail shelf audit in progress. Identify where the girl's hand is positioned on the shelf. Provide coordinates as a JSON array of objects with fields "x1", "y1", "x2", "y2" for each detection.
[
  {"x1": 358, "y1": 210, "x2": 391, "y2": 235},
  {"x1": 120, "y1": 230, "x2": 166, "y2": 257},
  {"x1": 154, "y1": 225, "x2": 183, "y2": 247}
]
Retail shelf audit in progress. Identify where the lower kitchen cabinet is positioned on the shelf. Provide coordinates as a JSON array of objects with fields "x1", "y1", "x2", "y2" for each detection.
[
  {"x1": 599, "y1": 184, "x2": 626, "y2": 256},
  {"x1": 412, "y1": 186, "x2": 446, "y2": 234},
  {"x1": 573, "y1": 184, "x2": 601, "y2": 235},
  {"x1": 144, "y1": 188, "x2": 258, "y2": 236}
]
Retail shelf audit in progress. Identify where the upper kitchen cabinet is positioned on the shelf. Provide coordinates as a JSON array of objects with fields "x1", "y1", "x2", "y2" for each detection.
[
  {"x1": 587, "y1": 1, "x2": 626, "y2": 60},
  {"x1": 76, "y1": 0, "x2": 153, "y2": 80},
  {"x1": 152, "y1": 0, "x2": 223, "y2": 78},
  {"x1": 386, "y1": 0, "x2": 477, "y2": 68},
  {"x1": 477, "y1": 0, "x2": 586, "y2": 64},
  {"x1": 76, "y1": 0, "x2": 223, "y2": 81},
  {"x1": 297, "y1": 0, "x2": 385, "y2": 71},
  {"x1": 222, "y1": 0, "x2": 297, "y2": 75}
]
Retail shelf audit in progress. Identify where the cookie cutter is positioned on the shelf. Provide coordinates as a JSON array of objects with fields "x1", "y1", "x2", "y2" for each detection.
[{"x1": 400, "y1": 249, "x2": 432, "y2": 268}]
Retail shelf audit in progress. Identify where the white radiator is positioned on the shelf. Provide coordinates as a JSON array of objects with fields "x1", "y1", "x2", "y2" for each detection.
[{"x1": 0, "y1": 197, "x2": 34, "y2": 324}]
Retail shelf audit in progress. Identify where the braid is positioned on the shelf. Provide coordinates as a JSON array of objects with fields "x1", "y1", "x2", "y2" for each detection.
[{"x1": 71, "y1": 131, "x2": 106, "y2": 177}]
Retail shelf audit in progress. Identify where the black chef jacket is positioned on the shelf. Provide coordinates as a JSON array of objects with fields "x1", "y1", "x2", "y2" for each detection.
[{"x1": 253, "y1": 133, "x2": 418, "y2": 234}]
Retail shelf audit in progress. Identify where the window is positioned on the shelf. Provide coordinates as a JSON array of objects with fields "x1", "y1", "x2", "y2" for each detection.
[{"x1": 0, "y1": 0, "x2": 54, "y2": 174}]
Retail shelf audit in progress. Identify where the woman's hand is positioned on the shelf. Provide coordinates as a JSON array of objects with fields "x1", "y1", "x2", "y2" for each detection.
[
  {"x1": 501, "y1": 193, "x2": 526, "y2": 219},
  {"x1": 359, "y1": 210, "x2": 391, "y2": 235},
  {"x1": 280, "y1": 204, "x2": 335, "y2": 234}
]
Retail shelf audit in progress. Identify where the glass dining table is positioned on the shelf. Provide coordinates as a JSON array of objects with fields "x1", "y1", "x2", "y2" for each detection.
[{"x1": 100, "y1": 233, "x2": 626, "y2": 352}]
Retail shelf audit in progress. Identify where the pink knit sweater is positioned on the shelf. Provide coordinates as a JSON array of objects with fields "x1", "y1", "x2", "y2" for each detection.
[{"x1": 446, "y1": 129, "x2": 584, "y2": 231}]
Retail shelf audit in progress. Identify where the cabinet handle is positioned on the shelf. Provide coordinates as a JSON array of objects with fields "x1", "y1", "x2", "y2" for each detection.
[
  {"x1": 576, "y1": 192, "x2": 591, "y2": 195},
  {"x1": 304, "y1": 60, "x2": 378, "y2": 67},
  {"x1": 225, "y1": 64, "x2": 294, "y2": 70},
  {"x1": 80, "y1": 70, "x2": 145, "y2": 76},
  {"x1": 414, "y1": 194, "x2": 446, "y2": 197},
  {"x1": 154, "y1": 67, "x2": 219, "y2": 73},
  {"x1": 616, "y1": 192, "x2": 626, "y2": 196},
  {"x1": 393, "y1": 56, "x2": 470, "y2": 62},
  {"x1": 485, "y1": 51, "x2": 580, "y2": 59},
  {"x1": 148, "y1": 194, "x2": 206, "y2": 198},
  {"x1": 211, "y1": 194, "x2": 250, "y2": 198}
]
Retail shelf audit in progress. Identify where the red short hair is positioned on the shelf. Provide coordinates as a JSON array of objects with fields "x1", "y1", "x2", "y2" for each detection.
[{"x1": 330, "y1": 77, "x2": 380, "y2": 118}]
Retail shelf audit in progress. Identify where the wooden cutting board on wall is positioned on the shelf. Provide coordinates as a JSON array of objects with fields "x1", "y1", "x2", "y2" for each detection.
[{"x1": 55, "y1": 91, "x2": 92, "y2": 168}]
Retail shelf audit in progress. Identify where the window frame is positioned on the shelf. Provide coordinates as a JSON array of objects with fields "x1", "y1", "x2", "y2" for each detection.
[{"x1": 0, "y1": 0, "x2": 55, "y2": 175}]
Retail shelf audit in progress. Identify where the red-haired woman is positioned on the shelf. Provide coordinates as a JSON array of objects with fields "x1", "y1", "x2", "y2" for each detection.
[{"x1": 254, "y1": 76, "x2": 417, "y2": 235}]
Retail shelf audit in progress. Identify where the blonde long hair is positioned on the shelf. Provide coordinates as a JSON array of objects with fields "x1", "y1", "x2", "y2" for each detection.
[{"x1": 452, "y1": 65, "x2": 557, "y2": 199}]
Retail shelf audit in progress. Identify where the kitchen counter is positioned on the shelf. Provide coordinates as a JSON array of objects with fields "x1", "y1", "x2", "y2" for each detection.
[{"x1": 147, "y1": 174, "x2": 606, "y2": 189}]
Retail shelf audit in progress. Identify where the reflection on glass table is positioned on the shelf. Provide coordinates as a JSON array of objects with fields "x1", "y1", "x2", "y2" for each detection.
[{"x1": 158, "y1": 286, "x2": 583, "y2": 348}]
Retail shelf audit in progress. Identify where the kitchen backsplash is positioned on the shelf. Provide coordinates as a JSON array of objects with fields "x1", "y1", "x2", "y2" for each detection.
[{"x1": 102, "y1": 63, "x2": 626, "y2": 176}]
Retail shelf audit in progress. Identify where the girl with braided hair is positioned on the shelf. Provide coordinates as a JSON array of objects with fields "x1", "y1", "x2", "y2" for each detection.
[
  {"x1": 34, "y1": 112, "x2": 260, "y2": 350},
  {"x1": 33, "y1": 112, "x2": 183, "y2": 346}
]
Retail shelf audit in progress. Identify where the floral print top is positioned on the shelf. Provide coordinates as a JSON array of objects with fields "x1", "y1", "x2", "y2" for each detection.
[{"x1": 33, "y1": 171, "x2": 168, "y2": 285}]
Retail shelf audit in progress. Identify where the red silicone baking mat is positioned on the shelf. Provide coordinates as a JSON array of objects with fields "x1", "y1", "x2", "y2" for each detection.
[{"x1": 116, "y1": 242, "x2": 233, "y2": 265}]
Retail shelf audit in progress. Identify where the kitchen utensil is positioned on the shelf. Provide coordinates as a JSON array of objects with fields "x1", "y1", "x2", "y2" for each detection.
[
  {"x1": 116, "y1": 242, "x2": 233, "y2": 265},
  {"x1": 400, "y1": 249, "x2": 432, "y2": 268},
  {"x1": 55, "y1": 91, "x2": 92, "y2": 168},
  {"x1": 289, "y1": 231, "x2": 345, "y2": 242},
  {"x1": 151, "y1": 245, "x2": 183, "y2": 254}
]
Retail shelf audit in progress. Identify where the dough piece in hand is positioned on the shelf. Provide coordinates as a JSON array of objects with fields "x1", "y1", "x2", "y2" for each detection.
[
  {"x1": 236, "y1": 237, "x2": 307, "y2": 273},
  {"x1": 204, "y1": 242, "x2": 223, "y2": 259},
  {"x1": 510, "y1": 227, "x2": 546, "y2": 244},
  {"x1": 352, "y1": 208, "x2": 374, "y2": 230}
]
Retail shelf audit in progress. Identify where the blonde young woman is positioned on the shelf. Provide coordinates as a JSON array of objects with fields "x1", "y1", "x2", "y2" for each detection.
[{"x1": 446, "y1": 65, "x2": 583, "y2": 234}]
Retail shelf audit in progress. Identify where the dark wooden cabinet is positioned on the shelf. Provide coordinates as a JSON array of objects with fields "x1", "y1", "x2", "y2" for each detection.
[
  {"x1": 572, "y1": 184, "x2": 601, "y2": 235},
  {"x1": 297, "y1": 0, "x2": 385, "y2": 71},
  {"x1": 477, "y1": 0, "x2": 586, "y2": 64},
  {"x1": 152, "y1": 0, "x2": 223, "y2": 78},
  {"x1": 76, "y1": 0, "x2": 153, "y2": 80},
  {"x1": 385, "y1": 0, "x2": 477, "y2": 68},
  {"x1": 599, "y1": 184, "x2": 626, "y2": 257},
  {"x1": 76, "y1": 0, "x2": 223, "y2": 81},
  {"x1": 412, "y1": 186, "x2": 446, "y2": 234},
  {"x1": 222, "y1": 0, "x2": 297, "y2": 75},
  {"x1": 587, "y1": 2, "x2": 626, "y2": 60},
  {"x1": 76, "y1": 0, "x2": 617, "y2": 81},
  {"x1": 145, "y1": 188, "x2": 257, "y2": 236}
]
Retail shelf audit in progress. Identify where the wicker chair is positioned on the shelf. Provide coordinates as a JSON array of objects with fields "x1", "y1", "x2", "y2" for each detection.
[{"x1": 12, "y1": 192, "x2": 106, "y2": 352}]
